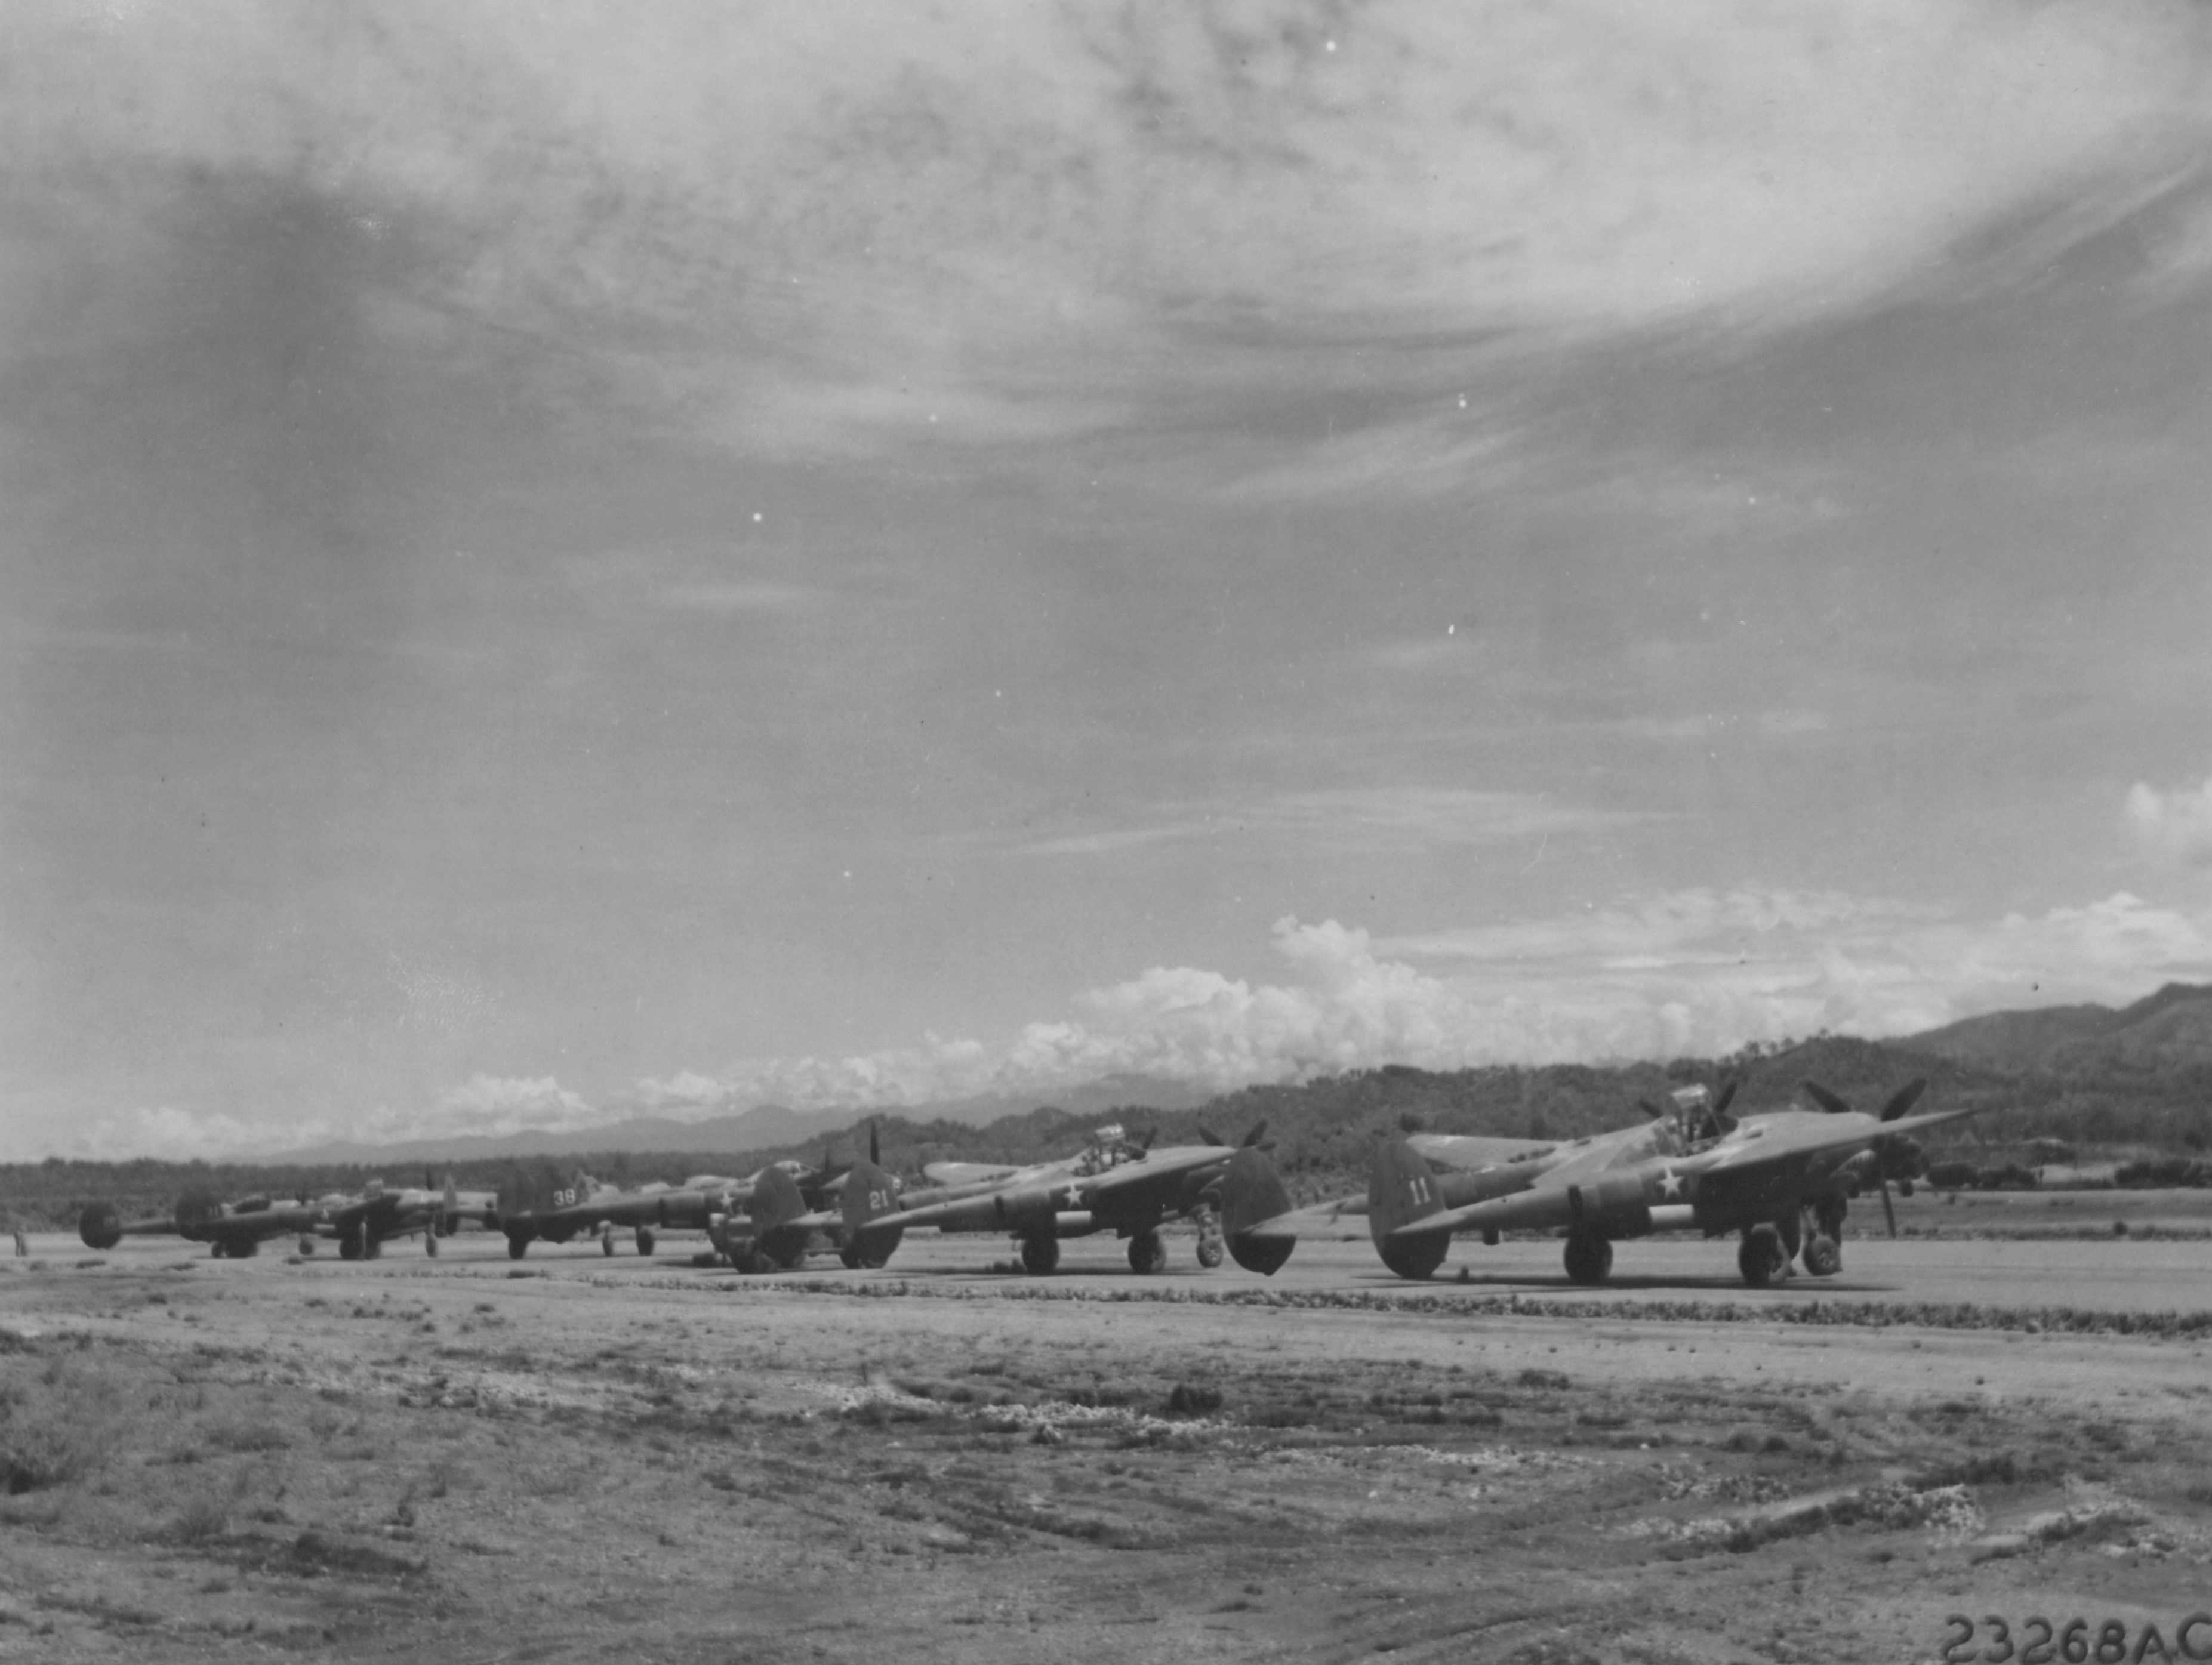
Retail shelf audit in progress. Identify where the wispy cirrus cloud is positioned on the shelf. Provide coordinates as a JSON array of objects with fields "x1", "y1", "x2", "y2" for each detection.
[
  {"x1": 1020, "y1": 786, "x2": 1660, "y2": 858},
  {"x1": 11, "y1": 2, "x2": 2205, "y2": 463}
]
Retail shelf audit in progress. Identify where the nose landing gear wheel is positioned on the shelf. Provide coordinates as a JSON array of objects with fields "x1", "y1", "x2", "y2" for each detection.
[
  {"x1": 1737, "y1": 1223, "x2": 1788, "y2": 1287},
  {"x1": 1019, "y1": 1232, "x2": 1061, "y2": 1275},
  {"x1": 1127, "y1": 1231, "x2": 1167, "y2": 1275},
  {"x1": 1562, "y1": 1229, "x2": 1613, "y2": 1286},
  {"x1": 1801, "y1": 1234, "x2": 1841, "y2": 1276},
  {"x1": 1196, "y1": 1234, "x2": 1224, "y2": 1269}
]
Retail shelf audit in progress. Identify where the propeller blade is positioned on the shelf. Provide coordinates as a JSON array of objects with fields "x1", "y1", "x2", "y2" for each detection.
[
  {"x1": 1636, "y1": 1099, "x2": 1666, "y2": 1121},
  {"x1": 1880, "y1": 1179, "x2": 1897, "y2": 1238},
  {"x1": 1139, "y1": 1126, "x2": 1158, "y2": 1152},
  {"x1": 1878, "y1": 1078, "x2": 1929, "y2": 1123},
  {"x1": 1800, "y1": 1079, "x2": 1853, "y2": 1116},
  {"x1": 1198, "y1": 1124, "x2": 1224, "y2": 1147},
  {"x1": 869, "y1": 1121, "x2": 881, "y2": 1166},
  {"x1": 1711, "y1": 1078, "x2": 1739, "y2": 1118},
  {"x1": 1242, "y1": 1120, "x2": 1269, "y2": 1148}
]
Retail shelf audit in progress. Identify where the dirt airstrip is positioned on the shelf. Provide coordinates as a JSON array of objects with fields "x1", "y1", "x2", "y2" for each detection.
[{"x1": 3, "y1": 1227, "x2": 2211, "y2": 1665}]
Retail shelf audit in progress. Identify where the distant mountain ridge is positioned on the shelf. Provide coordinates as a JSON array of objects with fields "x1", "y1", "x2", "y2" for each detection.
[
  {"x1": 1905, "y1": 981, "x2": 2212, "y2": 1072},
  {"x1": 266, "y1": 1072, "x2": 1213, "y2": 1166}
]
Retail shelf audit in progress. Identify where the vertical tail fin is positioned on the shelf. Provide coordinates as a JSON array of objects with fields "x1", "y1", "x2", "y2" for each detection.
[
  {"x1": 1218, "y1": 1146, "x2": 1294, "y2": 1276},
  {"x1": 747, "y1": 1163, "x2": 809, "y2": 1270},
  {"x1": 840, "y1": 1156, "x2": 905, "y2": 1268},
  {"x1": 1367, "y1": 1140, "x2": 1452, "y2": 1278}
]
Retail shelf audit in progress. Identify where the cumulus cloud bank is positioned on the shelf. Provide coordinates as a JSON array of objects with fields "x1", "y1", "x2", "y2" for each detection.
[
  {"x1": 76, "y1": 1074, "x2": 594, "y2": 1161},
  {"x1": 76, "y1": 887, "x2": 2212, "y2": 1158},
  {"x1": 680, "y1": 888, "x2": 2212, "y2": 1113}
]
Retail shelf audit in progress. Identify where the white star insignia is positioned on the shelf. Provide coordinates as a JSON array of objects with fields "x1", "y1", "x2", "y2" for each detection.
[{"x1": 1656, "y1": 1166, "x2": 1684, "y2": 1199}]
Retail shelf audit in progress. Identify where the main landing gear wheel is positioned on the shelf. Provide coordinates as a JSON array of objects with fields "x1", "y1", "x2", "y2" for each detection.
[
  {"x1": 840, "y1": 1244, "x2": 862, "y2": 1270},
  {"x1": 506, "y1": 1235, "x2": 529, "y2": 1261},
  {"x1": 1801, "y1": 1234, "x2": 1842, "y2": 1277},
  {"x1": 1019, "y1": 1233, "x2": 1061, "y2": 1276},
  {"x1": 636, "y1": 1228, "x2": 656, "y2": 1257},
  {"x1": 340, "y1": 1228, "x2": 365, "y2": 1262},
  {"x1": 1776, "y1": 1209, "x2": 1803, "y2": 1263},
  {"x1": 424, "y1": 1232, "x2": 439, "y2": 1257},
  {"x1": 1737, "y1": 1223, "x2": 1788, "y2": 1288},
  {"x1": 1562, "y1": 1229, "x2": 1613, "y2": 1286},
  {"x1": 210, "y1": 1240, "x2": 228, "y2": 1259},
  {"x1": 1379, "y1": 1236, "x2": 1448, "y2": 1281},
  {"x1": 365, "y1": 1236, "x2": 382, "y2": 1260},
  {"x1": 1127, "y1": 1231, "x2": 1167, "y2": 1275},
  {"x1": 599, "y1": 1227, "x2": 616, "y2": 1257},
  {"x1": 298, "y1": 1237, "x2": 316, "y2": 1257}
]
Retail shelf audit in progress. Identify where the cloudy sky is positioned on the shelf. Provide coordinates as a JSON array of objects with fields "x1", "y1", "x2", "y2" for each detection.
[{"x1": 7, "y1": 2, "x2": 2212, "y2": 1159}]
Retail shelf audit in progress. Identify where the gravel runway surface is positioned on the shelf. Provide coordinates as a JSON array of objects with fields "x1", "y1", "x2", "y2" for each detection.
[{"x1": 4, "y1": 1220, "x2": 2210, "y2": 1663}]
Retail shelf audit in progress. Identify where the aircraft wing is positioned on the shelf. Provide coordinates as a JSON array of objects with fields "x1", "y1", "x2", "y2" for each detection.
[
  {"x1": 1696, "y1": 1104, "x2": 1984, "y2": 1176},
  {"x1": 921, "y1": 1161, "x2": 1024, "y2": 1186},
  {"x1": 1407, "y1": 1133, "x2": 1558, "y2": 1171}
]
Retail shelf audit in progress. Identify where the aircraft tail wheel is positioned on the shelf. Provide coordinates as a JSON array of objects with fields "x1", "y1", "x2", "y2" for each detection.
[
  {"x1": 1019, "y1": 1233, "x2": 1060, "y2": 1275},
  {"x1": 1563, "y1": 1229, "x2": 1612, "y2": 1286},
  {"x1": 1196, "y1": 1234, "x2": 1224, "y2": 1269},
  {"x1": 1127, "y1": 1231, "x2": 1167, "y2": 1275},
  {"x1": 506, "y1": 1234, "x2": 529, "y2": 1260},
  {"x1": 1802, "y1": 1234, "x2": 1842, "y2": 1277},
  {"x1": 1737, "y1": 1223, "x2": 1787, "y2": 1288}
]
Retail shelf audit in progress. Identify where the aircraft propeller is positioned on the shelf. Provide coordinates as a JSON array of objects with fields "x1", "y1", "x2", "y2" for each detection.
[
  {"x1": 1801, "y1": 1077, "x2": 1930, "y2": 1237},
  {"x1": 1196, "y1": 1121, "x2": 1269, "y2": 1149}
]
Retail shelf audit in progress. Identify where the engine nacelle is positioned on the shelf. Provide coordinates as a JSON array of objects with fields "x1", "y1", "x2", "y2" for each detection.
[
  {"x1": 1565, "y1": 1173, "x2": 1653, "y2": 1237},
  {"x1": 990, "y1": 1186, "x2": 1064, "y2": 1230}
]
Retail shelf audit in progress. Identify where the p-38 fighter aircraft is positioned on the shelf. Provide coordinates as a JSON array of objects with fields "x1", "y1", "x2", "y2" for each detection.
[
  {"x1": 834, "y1": 1122, "x2": 1293, "y2": 1276},
  {"x1": 79, "y1": 1189, "x2": 334, "y2": 1258},
  {"x1": 77, "y1": 1171, "x2": 492, "y2": 1260},
  {"x1": 493, "y1": 1164, "x2": 822, "y2": 1267},
  {"x1": 1242, "y1": 1078, "x2": 1974, "y2": 1287}
]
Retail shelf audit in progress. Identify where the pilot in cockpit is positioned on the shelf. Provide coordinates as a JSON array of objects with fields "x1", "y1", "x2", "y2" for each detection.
[
  {"x1": 1672, "y1": 1085, "x2": 1725, "y2": 1149},
  {"x1": 1073, "y1": 1124, "x2": 1131, "y2": 1177}
]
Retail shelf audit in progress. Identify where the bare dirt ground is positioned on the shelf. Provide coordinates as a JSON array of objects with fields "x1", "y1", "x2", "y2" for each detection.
[{"x1": 4, "y1": 1228, "x2": 2211, "y2": 1664}]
